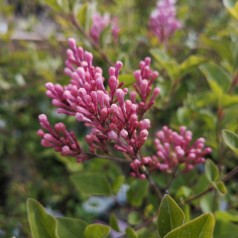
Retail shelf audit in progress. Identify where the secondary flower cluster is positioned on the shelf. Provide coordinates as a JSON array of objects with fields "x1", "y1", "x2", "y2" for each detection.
[
  {"x1": 130, "y1": 126, "x2": 211, "y2": 178},
  {"x1": 149, "y1": 0, "x2": 181, "y2": 43},
  {"x1": 89, "y1": 11, "x2": 119, "y2": 44},
  {"x1": 38, "y1": 38, "x2": 159, "y2": 168},
  {"x1": 38, "y1": 38, "x2": 211, "y2": 178}
]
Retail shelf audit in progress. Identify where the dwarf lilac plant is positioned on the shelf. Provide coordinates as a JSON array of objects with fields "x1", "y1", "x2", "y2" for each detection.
[
  {"x1": 149, "y1": 0, "x2": 181, "y2": 43},
  {"x1": 38, "y1": 38, "x2": 210, "y2": 178}
]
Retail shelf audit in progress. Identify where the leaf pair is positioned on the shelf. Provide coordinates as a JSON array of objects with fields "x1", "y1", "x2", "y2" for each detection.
[
  {"x1": 27, "y1": 199, "x2": 110, "y2": 238},
  {"x1": 157, "y1": 195, "x2": 215, "y2": 238}
]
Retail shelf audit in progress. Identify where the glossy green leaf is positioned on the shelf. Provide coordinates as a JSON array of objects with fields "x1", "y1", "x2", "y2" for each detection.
[
  {"x1": 56, "y1": 217, "x2": 87, "y2": 238},
  {"x1": 222, "y1": 129, "x2": 238, "y2": 153},
  {"x1": 127, "y1": 179, "x2": 149, "y2": 207},
  {"x1": 213, "y1": 181, "x2": 227, "y2": 195},
  {"x1": 223, "y1": 0, "x2": 238, "y2": 19},
  {"x1": 109, "y1": 213, "x2": 120, "y2": 232},
  {"x1": 125, "y1": 227, "x2": 138, "y2": 238},
  {"x1": 83, "y1": 224, "x2": 111, "y2": 238},
  {"x1": 27, "y1": 199, "x2": 58, "y2": 238},
  {"x1": 71, "y1": 172, "x2": 111, "y2": 196},
  {"x1": 157, "y1": 195, "x2": 185, "y2": 238},
  {"x1": 164, "y1": 213, "x2": 215, "y2": 238},
  {"x1": 205, "y1": 159, "x2": 219, "y2": 182}
]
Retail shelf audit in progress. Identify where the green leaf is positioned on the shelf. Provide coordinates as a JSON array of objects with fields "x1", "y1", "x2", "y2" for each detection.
[
  {"x1": 118, "y1": 74, "x2": 135, "y2": 87},
  {"x1": 76, "y1": 3, "x2": 88, "y2": 30},
  {"x1": 222, "y1": 129, "x2": 238, "y2": 153},
  {"x1": 213, "y1": 181, "x2": 227, "y2": 195},
  {"x1": 214, "y1": 219, "x2": 238, "y2": 238},
  {"x1": 157, "y1": 195, "x2": 185, "y2": 238},
  {"x1": 109, "y1": 213, "x2": 120, "y2": 232},
  {"x1": 56, "y1": 217, "x2": 87, "y2": 238},
  {"x1": 205, "y1": 159, "x2": 219, "y2": 182},
  {"x1": 125, "y1": 227, "x2": 138, "y2": 238},
  {"x1": 199, "y1": 62, "x2": 231, "y2": 93},
  {"x1": 150, "y1": 49, "x2": 178, "y2": 80},
  {"x1": 71, "y1": 172, "x2": 111, "y2": 196},
  {"x1": 178, "y1": 56, "x2": 207, "y2": 78},
  {"x1": 111, "y1": 175, "x2": 125, "y2": 194},
  {"x1": 128, "y1": 211, "x2": 141, "y2": 225},
  {"x1": 164, "y1": 213, "x2": 215, "y2": 238},
  {"x1": 127, "y1": 179, "x2": 149, "y2": 207},
  {"x1": 223, "y1": 0, "x2": 238, "y2": 20},
  {"x1": 83, "y1": 224, "x2": 111, "y2": 238},
  {"x1": 27, "y1": 199, "x2": 58, "y2": 238},
  {"x1": 42, "y1": 0, "x2": 62, "y2": 11}
]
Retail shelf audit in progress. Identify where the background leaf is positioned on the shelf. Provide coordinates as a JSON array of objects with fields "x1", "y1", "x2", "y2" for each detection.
[
  {"x1": 83, "y1": 224, "x2": 111, "y2": 238},
  {"x1": 71, "y1": 172, "x2": 112, "y2": 196}
]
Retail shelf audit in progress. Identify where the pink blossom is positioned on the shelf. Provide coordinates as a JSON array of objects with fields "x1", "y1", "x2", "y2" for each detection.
[
  {"x1": 89, "y1": 12, "x2": 120, "y2": 44},
  {"x1": 39, "y1": 38, "x2": 156, "y2": 160},
  {"x1": 37, "y1": 114, "x2": 86, "y2": 162},
  {"x1": 131, "y1": 57, "x2": 160, "y2": 117},
  {"x1": 149, "y1": 0, "x2": 181, "y2": 43}
]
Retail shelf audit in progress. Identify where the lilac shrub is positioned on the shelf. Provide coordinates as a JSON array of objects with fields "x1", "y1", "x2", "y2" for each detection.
[
  {"x1": 149, "y1": 0, "x2": 181, "y2": 43},
  {"x1": 38, "y1": 38, "x2": 211, "y2": 179}
]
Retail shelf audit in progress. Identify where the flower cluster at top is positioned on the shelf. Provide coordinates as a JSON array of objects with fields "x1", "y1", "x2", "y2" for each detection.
[
  {"x1": 89, "y1": 12, "x2": 119, "y2": 44},
  {"x1": 149, "y1": 0, "x2": 181, "y2": 43},
  {"x1": 38, "y1": 38, "x2": 211, "y2": 179}
]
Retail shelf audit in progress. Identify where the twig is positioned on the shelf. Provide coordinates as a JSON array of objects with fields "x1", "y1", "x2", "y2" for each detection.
[{"x1": 182, "y1": 164, "x2": 238, "y2": 205}]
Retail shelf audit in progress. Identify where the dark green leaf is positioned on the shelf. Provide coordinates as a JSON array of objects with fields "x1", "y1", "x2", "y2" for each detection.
[
  {"x1": 83, "y1": 224, "x2": 111, "y2": 238},
  {"x1": 157, "y1": 195, "x2": 185, "y2": 238},
  {"x1": 127, "y1": 179, "x2": 149, "y2": 207},
  {"x1": 71, "y1": 172, "x2": 111, "y2": 196},
  {"x1": 205, "y1": 159, "x2": 219, "y2": 182},
  {"x1": 27, "y1": 199, "x2": 58, "y2": 238},
  {"x1": 164, "y1": 213, "x2": 215, "y2": 238},
  {"x1": 56, "y1": 217, "x2": 87, "y2": 238},
  {"x1": 109, "y1": 213, "x2": 120, "y2": 232}
]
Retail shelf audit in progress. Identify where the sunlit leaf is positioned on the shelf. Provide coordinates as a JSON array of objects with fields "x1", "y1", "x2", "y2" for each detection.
[
  {"x1": 157, "y1": 195, "x2": 185, "y2": 238},
  {"x1": 83, "y1": 224, "x2": 111, "y2": 238},
  {"x1": 222, "y1": 129, "x2": 238, "y2": 153}
]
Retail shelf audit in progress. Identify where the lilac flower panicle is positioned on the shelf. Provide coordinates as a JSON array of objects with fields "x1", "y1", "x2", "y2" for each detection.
[
  {"x1": 149, "y1": 0, "x2": 181, "y2": 43},
  {"x1": 38, "y1": 38, "x2": 158, "y2": 164},
  {"x1": 89, "y1": 12, "x2": 119, "y2": 44}
]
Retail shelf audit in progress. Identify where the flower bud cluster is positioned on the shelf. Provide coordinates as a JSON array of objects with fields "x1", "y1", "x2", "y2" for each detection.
[
  {"x1": 39, "y1": 38, "x2": 155, "y2": 160},
  {"x1": 153, "y1": 126, "x2": 211, "y2": 172},
  {"x1": 131, "y1": 57, "x2": 160, "y2": 117},
  {"x1": 89, "y1": 12, "x2": 119, "y2": 44},
  {"x1": 37, "y1": 114, "x2": 86, "y2": 161},
  {"x1": 130, "y1": 126, "x2": 211, "y2": 178},
  {"x1": 149, "y1": 0, "x2": 181, "y2": 43}
]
